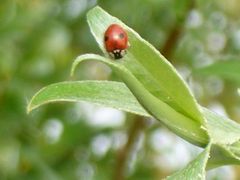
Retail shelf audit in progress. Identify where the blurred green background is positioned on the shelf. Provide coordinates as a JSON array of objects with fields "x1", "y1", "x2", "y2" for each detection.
[{"x1": 1, "y1": 0, "x2": 240, "y2": 179}]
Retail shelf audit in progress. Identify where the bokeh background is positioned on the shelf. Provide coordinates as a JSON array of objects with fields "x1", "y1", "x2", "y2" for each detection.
[{"x1": 1, "y1": 0, "x2": 240, "y2": 179}]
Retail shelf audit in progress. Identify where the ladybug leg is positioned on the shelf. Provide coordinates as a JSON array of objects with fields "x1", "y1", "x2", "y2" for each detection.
[
  {"x1": 113, "y1": 49, "x2": 123, "y2": 59},
  {"x1": 109, "y1": 52, "x2": 115, "y2": 59},
  {"x1": 109, "y1": 49, "x2": 127, "y2": 59}
]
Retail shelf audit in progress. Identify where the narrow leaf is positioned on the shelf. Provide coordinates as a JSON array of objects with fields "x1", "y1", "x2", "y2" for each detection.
[
  {"x1": 72, "y1": 54, "x2": 208, "y2": 146},
  {"x1": 203, "y1": 108, "x2": 240, "y2": 167},
  {"x1": 207, "y1": 144, "x2": 240, "y2": 169},
  {"x1": 166, "y1": 144, "x2": 211, "y2": 180},
  {"x1": 70, "y1": 6, "x2": 209, "y2": 146},
  {"x1": 203, "y1": 108, "x2": 240, "y2": 145},
  {"x1": 27, "y1": 80, "x2": 150, "y2": 117},
  {"x1": 28, "y1": 80, "x2": 240, "y2": 167}
]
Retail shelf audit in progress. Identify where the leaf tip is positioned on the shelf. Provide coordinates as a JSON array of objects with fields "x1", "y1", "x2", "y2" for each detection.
[
  {"x1": 26, "y1": 89, "x2": 43, "y2": 115},
  {"x1": 86, "y1": 5, "x2": 102, "y2": 19},
  {"x1": 70, "y1": 56, "x2": 81, "y2": 77},
  {"x1": 87, "y1": 5, "x2": 102, "y2": 14},
  {"x1": 26, "y1": 103, "x2": 33, "y2": 114}
]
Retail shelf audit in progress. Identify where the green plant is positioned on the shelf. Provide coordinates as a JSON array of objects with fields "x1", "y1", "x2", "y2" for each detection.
[{"x1": 27, "y1": 6, "x2": 240, "y2": 179}]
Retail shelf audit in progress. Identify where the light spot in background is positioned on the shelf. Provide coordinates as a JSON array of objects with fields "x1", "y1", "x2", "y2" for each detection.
[
  {"x1": 70, "y1": 102, "x2": 86, "y2": 122},
  {"x1": 150, "y1": 129, "x2": 175, "y2": 153},
  {"x1": 91, "y1": 134, "x2": 111, "y2": 158},
  {"x1": 64, "y1": 0, "x2": 88, "y2": 19},
  {"x1": 64, "y1": 0, "x2": 97, "y2": 20},
  {"x1": 91, "y1": 107, "x2": 125, "y2": 127},
  {"x1": 150, "y1": 128, "x2": 202, "y2": 171},
  {"x1": 88, "y1": 0, "x2": 97, "y2": 7},
  {"x1": 85, "y1": 62, "x2": 112, "y2": 80},
  {"x1": 207, "y1": 102, "x2": 228, "y2": 117},
  {"x1": 189, "y1": 79, "x2": 204, "y2": 100},
  {"x1": 43, "y1": 26, "x2": 71, "y2": 54},
  {"x1": 232, "y1": 29, "x2": 240, "y2": 49},
  {"x1": 153, "y1": 142, "x2": 189, "y2": 171},
  {"x1": 209, "y1": 12, "x2": 227, "y2": 30},
  {"x1": 43, "y1": 119, "x2": 64, "y2": 144},
  {"x1": 186, "y1": 10, "x2": 203, "y2": 28},
  {"x1": 77, "y1": 102, "x2": 126, "y2": 128},
  {"x1": 204, "y1": 76, "x2": 224, "y2": 97},
  {"x1": 64, "y1": 102, "x2": 85, "y2": 124},
  {"x1": 126, "y1": 132, "x2": 145, "y2": 177},
  {"x1": 207, "y1": 166, "x2": 235, "y2": 180},
  {"x1": 193, "y1": 52, "x2": 213, "y2": 68},
  {"x1": 206, "y1": 32, "x2": 226, "y2": 53},
  {"x1": 189, "y1": 40, "x2": 204, "y2": 55},
  {"x1": 30, "y1": 57, "x2": 55, "y2": 77},
  {"x1": 76, "y1": 163, "x2": 94, "y2": 180},
  {"x1": 111, "y1": 131, "x2": 127, "y2": 150},
  {"x1": 176, "y1": 66, "x2": 191, "y2": 81}
]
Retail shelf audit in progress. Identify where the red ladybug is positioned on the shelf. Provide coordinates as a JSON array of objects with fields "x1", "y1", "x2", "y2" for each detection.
[{"x1": 104, "y1": 24, "x2": 129, "y2": 59}]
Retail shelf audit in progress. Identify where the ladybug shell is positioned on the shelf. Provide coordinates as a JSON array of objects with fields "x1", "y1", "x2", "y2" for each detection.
[{"x1": 104, "y1": 24, "x2": 128, "y2": 53}]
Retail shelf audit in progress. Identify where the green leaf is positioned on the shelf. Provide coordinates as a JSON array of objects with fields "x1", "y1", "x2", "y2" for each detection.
[
  {"x1": 27, "y1": 80, "x2": 240, "y2": 167},
  {"x1": 27, "y1": 80, "x2": 150, "y2": 117},
  {"x1": 207, "y1": 144, "x2": 240, "y2": 169},
  {"x1": 166, "y1": 144, "x2": 211, "y2": 180},
  {"x1": 71, "y1": 6, "x2": 209, "y2": 146},
  {"x1": 194, "y1": 60, "x2": 240, "y2": 85},
  {"x1": 203, "y1": 108, "x2": 240, "y2": 168},
  {"x1": 72, "y1": 54, "x2": 208, "y2": 146},
  {"x1": 203, "y1": 108, "x2": 240, "y2": 145},
  {"x1": 87, "y1": 6, "x2": 205, "y2": 126}
]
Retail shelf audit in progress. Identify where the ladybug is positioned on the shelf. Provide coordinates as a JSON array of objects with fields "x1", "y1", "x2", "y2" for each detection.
[{"x1": 104, "y1": 24, "x2": 129, "y2": 59}]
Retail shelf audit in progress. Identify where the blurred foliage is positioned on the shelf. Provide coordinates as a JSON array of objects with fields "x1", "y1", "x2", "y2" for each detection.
[{"x1": 1, "y1": 0, "x2": 240, "y2": 179}]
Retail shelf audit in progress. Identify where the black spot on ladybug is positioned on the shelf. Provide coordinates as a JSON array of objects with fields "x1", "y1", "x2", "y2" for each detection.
[
  {"x1": 119, "y1": 33, "x2": 124, "y2": 39},
  {"x1": 104, "y1": 36, "x2": 108, "y2": 41}
]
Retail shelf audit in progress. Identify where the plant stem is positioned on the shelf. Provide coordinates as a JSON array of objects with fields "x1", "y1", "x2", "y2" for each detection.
[{"x1": 113, "y1": 116, "x2": 147, "y2": 180}]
